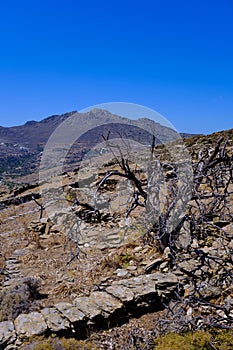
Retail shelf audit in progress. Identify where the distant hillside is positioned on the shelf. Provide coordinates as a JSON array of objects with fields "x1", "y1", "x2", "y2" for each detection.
[
  {"x1": 0, "y1": 109, "x2": 197, "y2": 179},
  {"x1": 0, "y1": 111, "x2": 77, "y2": 151}
]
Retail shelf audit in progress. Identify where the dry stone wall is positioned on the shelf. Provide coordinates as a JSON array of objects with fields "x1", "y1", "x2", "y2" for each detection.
[{"x1": 0, "y1": 272, "x2": 179, "y2": 349}]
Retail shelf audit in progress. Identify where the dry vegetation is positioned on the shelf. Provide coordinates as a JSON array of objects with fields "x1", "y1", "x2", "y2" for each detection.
[{"x1": 0, "y1": 128, "x2": 233, "y2": 349}]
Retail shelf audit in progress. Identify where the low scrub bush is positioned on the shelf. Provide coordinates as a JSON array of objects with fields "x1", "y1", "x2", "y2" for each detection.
[
  {"x1": 154, "y1": 329, "x2": 233, "y2": 350},
  {"x1": 21, "y1": 336, "x2": 98, "y2": 350},
  {"x1": 0, "y1": 277, "x2": 41, "y2": 321}
]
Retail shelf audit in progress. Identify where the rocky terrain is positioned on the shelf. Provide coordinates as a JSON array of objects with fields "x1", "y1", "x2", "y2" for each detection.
[{"x1": 0, "y1": 125, "x2": 232, "y2": 349}]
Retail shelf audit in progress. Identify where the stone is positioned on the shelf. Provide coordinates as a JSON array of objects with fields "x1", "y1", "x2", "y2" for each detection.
[
  {"x1": 7, "y1": 259, "x2": 19, "y2": 264},
  {"x1": 163, "y1": 247, "x2": 171, "y2": 260},
  {"x1": 162, "y1": 267, "x2": 169, "y2": 272},
  {"x1": 223, "y1": 224, "x2": 233, "y2": 239},
  {"x1": 74, "y1": 296, "x2": 102, "y2": 319},
  {"x1": 145, "y1": 258, "x2": 163, "y2": 273},
  {"x1": 126, "y1": 265, "x2": 137, "y2": 271},
  {"x1": 106, "y1": 285, "x2": 134, "y2": 302},
  {"x1": 150, "y1": 272, "x2": 179, "y2": 296},
  {"x1": 14, "y1": 312, "x2": 47, "y2": 338},
  {"x1": 121, "y1": 275, "x2": 156, "y2": 297},
  {"x1": 191, "y1": 238, "x2": 199, "y2": 248},
  {"x1": 225, "y1": 296, "x2": 233, "y2": 310},
  {"x1": 54, "y1": 302, "x2": 85, "y2": 323},
  {"x1": 39, "y1": 218, "x2": 49, "y2": 225},
  {"x1": 132, "y1": 246, "x2": 143, "y2": 253},
  {"x1": 178, "y1": 259, "x2": 198, "y2": 273},
  {"x1": 159, "y1": 261, "x2": 168, "y2": 270},
  {"x1": 41, "y1": 307, "x2": 70, "y2": 332},
  {"x1": 0, "y1": 321, "x2": 16, "y2": 347},
  {"x1": 186, "y1": 306, "x2": 193, "y2": 322},
  {"x1": 202, "y1": 286, "x2": 222, "y2": 299},
  {"x1": 178, "y1": 221, "x2": 191, "y2": 248},
  {"x1": 107, "y1": 272, "x2": 178, "y2": 303},
  {"x1": 88, "y1": 292, "x2": 122, "y2": 317},
  {"x1": 114, "y1": 268, "x2": 129, "y2": 277}
]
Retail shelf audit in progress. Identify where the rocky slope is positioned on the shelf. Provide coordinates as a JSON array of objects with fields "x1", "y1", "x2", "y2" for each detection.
[
  {"x1": 0, "y1": 109, "x2": 196, "y2": 179},
  {"x1": 0, "y1": 128, "x2": 232, "y2": 349}
]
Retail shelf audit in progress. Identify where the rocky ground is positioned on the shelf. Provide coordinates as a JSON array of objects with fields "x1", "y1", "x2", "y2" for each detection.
[{"x1": 0, "y1": 129, "x2": 233, "y2": 349}]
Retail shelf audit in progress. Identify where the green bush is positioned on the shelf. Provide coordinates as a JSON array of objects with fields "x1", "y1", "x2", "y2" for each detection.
[
  {"x1": 154, "y1": 332, "x2": 194, "y2": 350},
  {"x1": 21, "y1": 336, "x2": 98, "y2": 350},
  {"x1": 213, "y1": 330, "x2": 233, "y2": 350},
  {"x1": 153, "y1": 330, "x2": 233, "y2": 350}
]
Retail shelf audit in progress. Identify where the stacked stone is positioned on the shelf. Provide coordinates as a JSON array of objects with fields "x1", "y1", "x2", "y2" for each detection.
[{"x1": 0, "y1": 272, "x2": 179, "y2": 349}]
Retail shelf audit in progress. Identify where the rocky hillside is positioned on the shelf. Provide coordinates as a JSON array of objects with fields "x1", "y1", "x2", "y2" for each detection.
[
  {"x1": 0, "y1": 128, "x2": 232, "y2": 349},
  {"x1": 0, "y1": 109, "x2": 196, "y2": 180}
]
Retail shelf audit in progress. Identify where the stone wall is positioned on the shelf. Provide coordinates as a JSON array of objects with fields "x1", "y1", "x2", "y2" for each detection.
[{"x1": 0, "y1": 272, "x2": 179, "y2": 349}]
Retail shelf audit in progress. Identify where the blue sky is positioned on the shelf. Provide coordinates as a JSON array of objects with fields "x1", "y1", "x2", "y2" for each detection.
[{"x1": 0, "y1": 0, "x2": 232, "y2": 133}]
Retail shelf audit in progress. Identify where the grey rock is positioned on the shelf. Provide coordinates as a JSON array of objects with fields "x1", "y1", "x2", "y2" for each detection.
[
  {"x1": 41, "y1": 307, "x2": 70, "y2": 332},
  {"x1": 163, "y1": 247, "x2": 171, "y2": 259},
  {"x1": 126, "y1": 265, "x2": 137, "y2": 271},
  {"x1": 225, "y1": 296, "x2": 233, "y2": 310},
  {"x1": 6, "y1": 259, "x2": 19, "y2": 264},
  {"x1": 107, "y1": 272, "x2": 178, "y2": 303},
  {"x1": 12, "y1": 249, "x2": 28, "y2": 257},
  {"x1": 191, "y1": 238, "x2": 199, "y2": 248},
  {"x1": 202, "y1": 286, "x2": 222, "y2": 299},
  {"x1": 145, "y1": 258, "x2": 163, "y2": 272},
  {"x1": 39, "y1": 218, "x2": 49, "y2": 224},
  {"x1": 106, "y1": 285, "x2": 134, "y2": 302},
  {"x1": 14, "y1": 312, "x2": 47, "y2": 338},
  {"x1": 55, "y1": 302, "x2": 85, "y2": 323},
  {"x1": 160, "y1": 261, "x2": 168, "y2": 270},
  {"x1": 178, "y1": 220, "x2": 191, "y2": 248},
  {"x1": 114, "y1": 269, "x2": 129, "y2": 277},
  {"x1": 74, "y1": 296, "x2": 102, "y2": 319},
  {"x1": 151, "y1": 272, "x2": 179, "y2": 297},
  {"x1": 178, "y1": 259, "x2": 197, "y2": 273},
  {"x1": 120, "y1": 275, "x2": 156, "y2": 298},
  {"x1": 88, "y1": 292, "x2": 122, "y2": 317},
  {"x1": 6, "y1": 269, "x2": 20, "y2": 274},
  {"x1": 0, "y1": 321, "x2": 16, "y2": 347}
]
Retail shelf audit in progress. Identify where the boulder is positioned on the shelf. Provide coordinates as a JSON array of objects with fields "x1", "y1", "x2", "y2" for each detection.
[
  {"x1": 106, "y1": 285, "x2": 134, "y2": 302},
  {"x1": 54, "y1": 302, "x2": 86, "y2": 324},
  {"x1": 74, "y1": 296, "x2": 102, "y2": 320},
  {"x1": 14, "y1": 312, "x2": 47, "y2": 338},
  {"x1": 88, "y1": 292, "x2": 122, "y2": 317},
  {"x1": 41, "y1": 307, "x2": 70, "y2": 332}
]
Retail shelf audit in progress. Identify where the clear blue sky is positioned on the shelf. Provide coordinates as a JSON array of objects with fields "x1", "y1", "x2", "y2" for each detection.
[{"x1": 0, "y1": 0, "x2": 232, "y2": 133}]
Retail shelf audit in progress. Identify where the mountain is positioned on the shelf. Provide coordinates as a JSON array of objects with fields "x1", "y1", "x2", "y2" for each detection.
[
  {"x1": 0, "y1": 109, "x2": 197, "y2": 179},
  {"x1": 0, "y1": 111, "x2": 77, "y2": 151}
]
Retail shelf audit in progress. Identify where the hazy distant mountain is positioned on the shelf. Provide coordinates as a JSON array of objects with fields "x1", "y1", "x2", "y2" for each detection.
[
  {"x1": 0, "y1": 109, "x2": 197, "y2": 179},
  {"x1": 0, "y1": 111, "x2": 77, "y2": 151}
]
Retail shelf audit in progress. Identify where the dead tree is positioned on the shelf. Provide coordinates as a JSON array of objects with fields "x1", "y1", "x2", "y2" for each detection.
[
  {"x1": 94, "y1": 134, "x2": 232, "y2": 252},
  {"x1": 93, "y1": 134, "x2": 233, "y2": 334},
  {"x1": 94, "y1": 132, "x2": 193, "y2": 251},
  {"x1": 189, "y1": 137, "x2": 233, "y2": 229}
]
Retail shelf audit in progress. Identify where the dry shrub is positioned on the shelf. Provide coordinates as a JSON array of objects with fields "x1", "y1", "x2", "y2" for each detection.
[
  {"x1": 0, "y1": 277, "x2": 42, "y2": 321},
  {"x1": 154, "y1": 329, "x2": 233, "y2": 350},
  {"x1": 20, "y1": 336, "x2": 98, "y2": 350}
]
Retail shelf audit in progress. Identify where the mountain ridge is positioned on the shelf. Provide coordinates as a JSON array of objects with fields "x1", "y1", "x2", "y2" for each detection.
[{"x1": 0, "y1": 109, "x2": 200, "y2": 179}]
